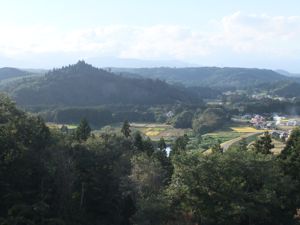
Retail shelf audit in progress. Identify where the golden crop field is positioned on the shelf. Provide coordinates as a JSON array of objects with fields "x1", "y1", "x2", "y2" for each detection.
[
  {"x1": 130, "y1": 123, "x2": 190, "y2": 140},
  {"x1": 231, "y1": 126, "x2": 260, "y2": 133},
  {"x1": 145, "y1": 131, "x2": 161, "y2": 136},
  {"x1": 46, "y1": 123, "x2": 77, "y2": 129}
]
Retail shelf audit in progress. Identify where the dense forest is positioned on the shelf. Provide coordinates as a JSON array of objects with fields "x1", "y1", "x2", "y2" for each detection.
[
  {"x1": 0, "y1": 67, "x2": 31, "y2": 81},
  {"x1": 0, "y1": 94, "x2": 300, "y2": 225},
  {"x1": 0, "y1": 61, "x2": 203, "y2": 107},
  {"x1": 112, "y1": 67, "x2": 291, "y2": 88}
]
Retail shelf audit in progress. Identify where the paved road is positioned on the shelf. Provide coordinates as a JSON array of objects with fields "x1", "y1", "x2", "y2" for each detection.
[{"x1": 221, "y1": 132, "x2": 263, "y2": 151}]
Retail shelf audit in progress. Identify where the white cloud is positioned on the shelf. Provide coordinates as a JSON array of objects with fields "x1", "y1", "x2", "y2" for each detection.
[
  {"x1": 219, "y1": 12, "x2": 300, "y2": 56},
  {"x1": 1, "y1": 12, "x2": 300, "y2": 62}
]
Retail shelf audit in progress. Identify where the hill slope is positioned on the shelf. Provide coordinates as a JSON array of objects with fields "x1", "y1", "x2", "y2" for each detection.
[
  {"x1": 1, "y1": 61, "x2": 202, "y2": 107},
  {"x1": 0, "y1": 67, "x2": 30, "y2": 81},
  {"x1": 112, "y1": 67, "x2": 289, "y2": 88},
  {"x1": 270, "y1": 81, "x2": 300, "y2": 98}
]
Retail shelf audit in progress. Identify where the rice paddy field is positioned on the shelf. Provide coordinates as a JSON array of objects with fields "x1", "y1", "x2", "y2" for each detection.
[
  {"x1": 46, "y1": 122, "x2": 78, "y2": 130},
  {"x1": 130, "y1": 123, "x2": 192, "y2": 141},
  {"x1": 231, "y1": 126, "x2": 260, "y2": 133}
]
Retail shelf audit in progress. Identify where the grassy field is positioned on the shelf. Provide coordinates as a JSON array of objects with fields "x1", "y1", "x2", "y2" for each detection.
[
  {"x1": 195, "y1": 131, "x2": 241, "y2": 150},
  {"x1": 130, "y1": 123, "x2": 191, "y2": 141},
  {"x1": 46, "y1": 122, "x2": 78, "y2": 130},
  {"x1": 231, "y1": 126, "x2": 260, "y2": 133},
  {"x1": 93, "y1": 122, "x2": 191, "y2": 141}
]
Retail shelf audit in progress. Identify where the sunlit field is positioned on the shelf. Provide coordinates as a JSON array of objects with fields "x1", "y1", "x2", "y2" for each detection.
[
  {"x1": 46, "y1": 122, "x2": 78, "y2": 130},
  {"x1": 131, "y1": 123, "x2": 191, "y2": 141},
  {"x1": 231, "y1": 126, "x2": 260, "y2": 133}
]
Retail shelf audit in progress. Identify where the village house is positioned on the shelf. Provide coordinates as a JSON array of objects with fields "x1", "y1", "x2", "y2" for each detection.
[
  {"x1": 250, "y1": 115, "x2": 265, "y2": 128},
  {"x1": 166, "y1": 111, "x2": 174, "y2": 118}
]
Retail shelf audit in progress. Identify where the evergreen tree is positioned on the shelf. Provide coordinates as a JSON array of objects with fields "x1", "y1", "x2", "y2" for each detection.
[
  {"x1": 279, "y1": 128, "x2": 300, "y2": 207},
  {"x1": 172, "y1": 134, "x2": 189, "y2": 155},
  {"x1": 143, "y1": 137, "x2": 155, "y2": 156},
  {"x1": 253, "y1": 131, "x2": 274, "y2": 154},
  {"x1": 238, "y1": 138, "x2": 248, "y2": 151},
  {"x1": 121, "y1": 120, "x2": 131, "y2": 138},
  {"x1": 158, "y1": 137, "x2": 167, "y2": 150},
  {"x1": 75, "y1": 118, "x2": 91, "y2": 141},
  {"x1": 133, "y1": 132, "x2": 144, "y2": 151},
  {"x1": 212, "y1": 142, "x2": 223, "y2": 154}
]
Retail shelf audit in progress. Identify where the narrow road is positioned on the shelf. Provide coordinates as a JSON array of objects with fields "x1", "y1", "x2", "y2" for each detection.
[{"x1": 221, "y1": 132, "x2": 263, "y2": 151}]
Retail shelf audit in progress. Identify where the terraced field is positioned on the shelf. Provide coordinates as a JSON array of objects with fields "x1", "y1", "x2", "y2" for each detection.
[{"x1": 131, "y1": 123, "x2": 191, "y2": 141}]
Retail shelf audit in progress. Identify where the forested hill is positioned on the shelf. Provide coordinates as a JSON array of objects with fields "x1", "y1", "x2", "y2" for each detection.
[
  {"x1": 0, "y1": 67, "x2": 30, "y2": 81},
  {"x1": 1, "y1": 61, "x2": 202, "y2": 106},
  {"x1": 112, "y1": 67, "x2": 290, "y2": 88}
]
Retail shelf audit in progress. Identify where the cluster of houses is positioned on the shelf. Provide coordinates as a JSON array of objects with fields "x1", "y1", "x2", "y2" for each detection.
[
  {"x1": 249, "y1": 115, "x2": 276, "y2": 130},
  {"x1": 270, "y1": 130, "x2": 291, "y2": 141},
  {"x1": 243, "y1": 114, "x2": 300, "y2": 129},
  {"x1": 242, "y1": 114, "x2": 300, "y2": 141}
]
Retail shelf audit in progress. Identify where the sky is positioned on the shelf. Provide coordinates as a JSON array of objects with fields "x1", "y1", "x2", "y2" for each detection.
[{"x1": 1, "y1": 0, "x2": 300, "y2": 71}]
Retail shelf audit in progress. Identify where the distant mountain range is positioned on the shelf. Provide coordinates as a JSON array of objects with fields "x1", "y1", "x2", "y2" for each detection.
[
  {"x1": 1, "y1": 62, "x2": 300, "y2": 107},
  {"x1": 276, "y1": 69, "x2": 300, "y2": 77},
  {"x1": 112, "y1": 67, "x2": 296, "y2": 88}
]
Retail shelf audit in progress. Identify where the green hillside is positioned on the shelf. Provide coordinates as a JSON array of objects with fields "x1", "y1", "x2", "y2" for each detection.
[
  {"x1": 1, "y1": 61, "x2": 202, "y2": 107},
  {"x1": 0, "y1": 67, "x2": 30, "y2": 81},
  {"x1": 112, "y1": 67, "x2": 289, "y2": 88}
]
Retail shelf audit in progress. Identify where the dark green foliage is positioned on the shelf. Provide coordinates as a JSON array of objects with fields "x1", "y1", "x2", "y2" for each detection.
[
  {"x1": 129, "y1": 153, "x2": 170, "y2": 225},
  {"x1": 40, "y1": 106, "x2": 158, "y2": 128},
  {"x1": 269, "y1": 81, "x2": 300, "y2": 98},
  {"x1": 238, "y1": 138, "x2": 248, "y2": 151},
  {"x1": 279, "y1": 128, "x2": 300, "y2": 207},
  {"x1": 53, "y1": 107, "x2": 113, "y2": 127},
  {"x1": 3, "y1": 61, "x2": 202, "y2": 107},
  {"x1": 238, "y1": 98, "x2": 300, "y2": 115},
  {"x1": 75, "y1": 118, "x2": 91, "y2": 141},
  {"x1": 171, "y1": 134, "x2": 190, "y2": 155},
  {"x1": 172, "y1": 111, "x2": 194, "y2": 128},
  {"x1": 193, "y1": 107, "x2": 229, "y2": 134},
  {"x1": 121, "y1": 120, "x2": 131, "y2": 138},
  {"x1": 112, "y1": 67, "x2": 288, "y2": 88},
  {"x1": 211, "y1": 142, "x2": 223, "y2": 154},
  {"x1": 133, "y1": 132, "x2": 144, "y2": 151},
  {"x1": 0, "y1": 67, "x2": 30, "y2": 81},
  {"x1": 168, "y1": 151, "x2": 297, "y2": 225},
  {"x1": 253, "y1": 132, "x2": 274, "y2": 154},
  {"x1": 158, "y1": 137, "x2": 167, "y2": 150},
  {"x1": 113, "y1": 111, "x2": 155, "y2": 123},
  {"x1": 1, "y1": 94, "x2": 300, "y2": 225}
]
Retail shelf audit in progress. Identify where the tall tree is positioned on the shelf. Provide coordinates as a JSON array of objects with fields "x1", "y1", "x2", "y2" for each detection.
[
  {"x1": 253, "y1": 132, "x2": 274, "y2": 154},
  {"x1": 158, "y1": 137, "x2": 167, "y2": 150},
  {"x1": 133, "y1": 132, "x2": 144, "y2": 151},
  {"x1": 75, "y1": 118, "x2": 91, "y2": 141},
  {"x1": 238, "y1": 138, "x2": 248, "y2": 151},
  {"x1": 121, "y1": 120, "x2": 131, "y2": 138},
  {"x1": 171, "y1": 134, "x2": 189, "y2": 155},
  {"x1": 279, "y1": 128, "x2": 300, "y2": 208},
  {"x1": 211, "y1": 142, "x2": 223, "y2": 154},
  {"x1": 168, "y1": 150, "x2": 297, "y2": 225}
]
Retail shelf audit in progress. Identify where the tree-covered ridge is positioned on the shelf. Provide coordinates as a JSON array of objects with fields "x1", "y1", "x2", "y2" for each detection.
[
  {"x1": 271, "y1": 81, "x2": 300, "y2": 97},
  {"x1": 112, "y1": 67, "x2": 290, "y2": 88},
  {"x1": 0, "y1": 67, "x2": 30, "y2": 81},
  {"x1": 0, "y1": 95, "x2": 300, "y2": 225},
  {"x1": 1, "y1": 61, "x2": 202, "y2": 107}
]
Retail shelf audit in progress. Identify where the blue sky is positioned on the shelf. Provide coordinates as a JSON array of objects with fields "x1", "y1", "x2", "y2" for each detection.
[{"x1": 1, "y1": 0, "x2": 300, "y2": 71}]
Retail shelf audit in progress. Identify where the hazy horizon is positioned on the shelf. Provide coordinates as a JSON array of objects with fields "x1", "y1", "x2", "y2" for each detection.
[{"x1": 1, "y1": 0, "x2": 300, "y2": 72}]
